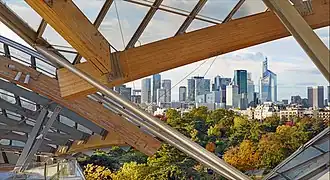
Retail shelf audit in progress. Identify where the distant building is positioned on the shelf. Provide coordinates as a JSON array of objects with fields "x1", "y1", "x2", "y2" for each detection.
[
  {"x1": 141, "y1": 78, "x2": 151, "y2": 104},
  {"x1": 179, "y1": 86, "x2": 187, "y2": 102},
  {"x1": 212, "y1": 75, "x2": 231, "y2": 91},
  {"x1": 131, "y1": 89, "x2": 141, "y2": 104},
  {"x1": 187, "y1": 76, "x2": 210, "y2": 102},
  {"x1": 234, "y1": 70, "x2": 247, "y2": 94},
  {"x1": 157, "y1": 89, "x2": 166, "y2": 104},
  {"x1": 212, "y1": 76, "x2": 231, "y2": 104},
  {"x1": 114, "y1": 85, "x2": 131, "y2": 100},
  {"x1": 162, "y1": 79, "x2": 171, "y2": 103},
  {"x1": 152, "y1": 74, "x2": 161, "y2": 103},
  {"x1": 282, "y1": 99, "x2": 289, "y2": 105},
  {"x1": 254, "y1": 102, "x2": 280, "y2": 120},
  {"x1": 187, "y1": 79, "x2": 195, "y2": 102},
  {"x1": 247, "y1": 72, "x2": 255, "y2": 105},
  {"x1": 280, "y1": 108, "x2": 305, "y2": 120},
  {"x1": 307, "y1": 86, "x2": 324, "y2": 109},
  {"x1": 226, "y1": 84, "x2": 239, "y2": 109},
  {"x1": 259, "y1": 58, "x2": 277, "y2": 103}
]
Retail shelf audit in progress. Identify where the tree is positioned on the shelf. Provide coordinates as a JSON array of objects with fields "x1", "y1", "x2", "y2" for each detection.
[
  {"x1": 84, "y1": 164, "x2": 112, "y2": 180},
  {"x1": 223, "y1": 140, "x2": 260, "y2": 171}
]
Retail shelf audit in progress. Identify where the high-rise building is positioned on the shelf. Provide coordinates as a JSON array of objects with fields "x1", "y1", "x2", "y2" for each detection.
[
  {"x1": 259, "y1": 57, "x2": 277, "y2": 103},
  {"x1": 187, "y1": 77, "x2": 210, "y2": 102},
  {"x1": 152, "y1": 74, "x2": 161, "y2": 103},
  {"x1": 162, "y1": 79, "x2": 171, "y2": 103},
  {"x1": 179, "y1": 86, "x2": 187, "y2": 102},
  {"x1": 212, "y1": 75, "x2": 231, "y2": 91},
  {"x1": 131, "y1": 89, "x2": 141, "y2": 104},
  {"x1": 194, "y1": 76, "x2": 210, "y2": 98},
  {"x1": 141, "y1": 78, "x2": 151, "y2": 104},
  {"x1": 247, "y1": 72, "x2": 255, "y2": 104},
  {"x1": 234, "y1": 70, "x2": 247, "y2": 94},
  {"x1": 187, "y1": 79, "x2": 195, "y2": 102},
  {"x1": 226, "y1": 84, "x2": 239, "y2": 109},
  {"x1": 157, "y1": 89, "x2": 166, "y2": 104},
  {"x1": 212, "y1": 75, "x2": 231, "y2": 103},
  {"x1": 114, "y1": 85, "x2": 131, "y2": 100},
  {"x1": 307, "y1": 86, "x2": 324, "y2": 109}
]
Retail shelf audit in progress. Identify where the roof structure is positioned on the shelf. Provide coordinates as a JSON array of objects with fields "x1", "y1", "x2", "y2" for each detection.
[
  {"x1": 0, "y1": 0, "x2": 328, "y2": 178},
  {"x1": 264, "y1": 127, "x2": 329, "y2": 180}
]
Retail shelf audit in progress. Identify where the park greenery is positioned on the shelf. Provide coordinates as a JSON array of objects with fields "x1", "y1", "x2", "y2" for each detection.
[{"x1": 78, "y1": 107, "x2": 328, "y2": 179}]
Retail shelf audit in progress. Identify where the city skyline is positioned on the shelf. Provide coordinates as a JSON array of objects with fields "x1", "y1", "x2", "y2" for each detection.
[{"x1": 0, "y1": 2, "x2": 328, "y2": 102}]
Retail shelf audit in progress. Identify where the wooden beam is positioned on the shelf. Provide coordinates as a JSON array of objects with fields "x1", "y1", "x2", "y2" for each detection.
[
  {"x1": 0, "y1": 57, "x2": 161, "y2": 156},
  {"x1": 57, "y1": 0, "x2": 330, "y2": 99},
  {"x1": 25, "y1": 0, "x2": 111, "y2": 74},
  {"x1": 56, "y1": 132, "x2": 126, "y2": 155}
]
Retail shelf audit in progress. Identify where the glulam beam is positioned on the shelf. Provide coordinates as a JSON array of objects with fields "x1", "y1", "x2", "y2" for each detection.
[
  {"x1": 57, "y1": 0, "x2": 330, "y2": 99},
  {"x1": 0, "y1": 57, "x2": 161, "y2": 156},
  {"x1": 25, "y1": 0, "x2": 112, "y2": 74}
]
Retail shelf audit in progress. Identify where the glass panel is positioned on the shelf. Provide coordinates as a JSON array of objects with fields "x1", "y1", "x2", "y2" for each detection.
[
  {"x1": 232, "y1": 0, "x2": 267, "y2": 19},
  {"x1": 77, "y1": 124, "x2": 92, "y2": 134},
  {"x1": 161, "y1": 0, "x2": 199, "y2": 12},
  {"x1": 186, "y1": 19, "x2": 214, "y2": 33},
  {"x1": 2, "y1": 0, "x2": 42, "y2": 31},
  {"x1": 0, "y1": 89, "x2": 16, "y2": 104},
  {"x1": 21, "y1": 99, "x2": 36, "y2": 111},
  {"x1": 42, "y1": 26, "x2": 72, "y2": 49},
  {"x1": 199, "y1": 0, "x2": 238, "y2": 21},
  {"x1": 0, "y1": 139, "x2": 10, "y2": 145},
  {"x1": 60, "y1": 115, "x2": 75, "y2": 127},
  {"x1": 8, "y1": 46, "x2": 31, "y2": 65},
  {"x1": 73, "y1": 0, "x2": 106, "y2": 23},
  {"x1": 99, "y1": 0, "x2": 149, "y2": 50},
  {"x1": 139, "y1": 10, "x2": 186, "y2": 45}
]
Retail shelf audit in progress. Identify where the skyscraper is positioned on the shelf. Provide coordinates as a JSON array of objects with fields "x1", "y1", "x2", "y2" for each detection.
[
  {"x1": 307, "y1": 86, "x2": 324, "y2": 108},
  {"x1": 157, "y1": 89, "x2": 166, "y2": 104},
  {"x1": 234, "y1": 70, "x2": 247, "y2": 94},
  {"x1": 194, "y1": 76, "x2": 210, "y2": 98},
  {"x1": 226, "y1": 84, "x2": 239, "y2": 109},
  {"x1": 152, "y1": 74, "x2": 161, "y2": 103},
  {"x1": 212, "y1": 75, "x2": 231, "y2": 91},
  {"x1": 187, "y1": 79, "x2": 195, "y2": 102},
  {"x1": 162, "y1": 79, "x2": 171, "y2": 103},
  {"x1": 141, "y1": 78, "x2": 151, "y2": 104},
  {"x1": 179, "y1": 86, "x2": 187, "y2": 102},
  {"x1": 247, "y1": 72, "x2": 255, "y2": 104},
  {"x1": 259, "y1": 57, "x2": 277, "y2": 103},
  {"x1": 187, "y1": 77, "x2": 210, "y2": 102}
]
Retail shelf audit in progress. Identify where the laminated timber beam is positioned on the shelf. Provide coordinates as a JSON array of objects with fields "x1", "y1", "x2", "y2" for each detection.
[
  {"x1": 56, "y1": 131, "x2": 126, "y2": 155},
  {"x1": 57, "y1": 0, "x2": 330, "y2": 99},
  {"x1": 24, "y1": 0, "x2": 112, "y2": 74},
  {"x1": 0, "y1": 57, "x2": 161, "y2": 156}
]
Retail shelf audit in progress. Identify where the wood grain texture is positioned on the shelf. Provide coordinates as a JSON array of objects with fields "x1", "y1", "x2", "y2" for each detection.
[
  {"x1": 57, "y1": 132, "x2": 126, "y2": 155},
  {"x1": 0, "y1": 57, "x2": 161, "y2": 156},
  {"x1": 57, "y1": 0, "x2": 329, "y2": 99},
  {"x1": 25, "y1": 0, "x2": 111, "y2": 74}
]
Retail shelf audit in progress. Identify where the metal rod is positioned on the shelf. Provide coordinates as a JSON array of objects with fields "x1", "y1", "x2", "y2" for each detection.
[{"x1": 35, "y1": 45, "x2": 249, "y2": 180}]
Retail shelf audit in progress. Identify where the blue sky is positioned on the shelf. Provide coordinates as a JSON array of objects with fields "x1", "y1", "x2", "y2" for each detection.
[{"x1": 0, "y1": 0, "x2": 329, "y2": 101}]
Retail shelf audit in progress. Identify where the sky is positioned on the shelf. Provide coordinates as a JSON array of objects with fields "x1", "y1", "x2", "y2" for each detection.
[{"x1": 0, "y1": 0, "x2": 329, "y2": 101}]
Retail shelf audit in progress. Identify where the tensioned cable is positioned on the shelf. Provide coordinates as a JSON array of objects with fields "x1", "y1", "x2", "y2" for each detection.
[{"x1": 114, "y1": 0, "x2": 127, "y2": 49}]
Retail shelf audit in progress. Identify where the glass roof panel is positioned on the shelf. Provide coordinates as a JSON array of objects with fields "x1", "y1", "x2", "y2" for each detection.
[
  {"x1": 199, "y1": 0, "x2": 238, "y2": 21},
  {"x1": 73, "y1": 0, "x2": 106, "y2": 23},
  {"x1": 139, "y1": 10, "x2": 186, "y2": 45},
  {"x1": 2, "y1": 0, "x2": 42, "y2": 31},
  {"x1": 232, "y1": 0, "x2": 267, "y2": 19},
  {"x1": 42, "y1": 25, "x2": 72, "y2": 49},
  {"x1": 99, "y1": 0, "x2": 149, "y2": 50},
  {"x1": 161, "y1": 0, "x2": 199, "y2": 12},
  {"x1": 186, "y1": 19, "x2": 214, "y2": 33}
]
